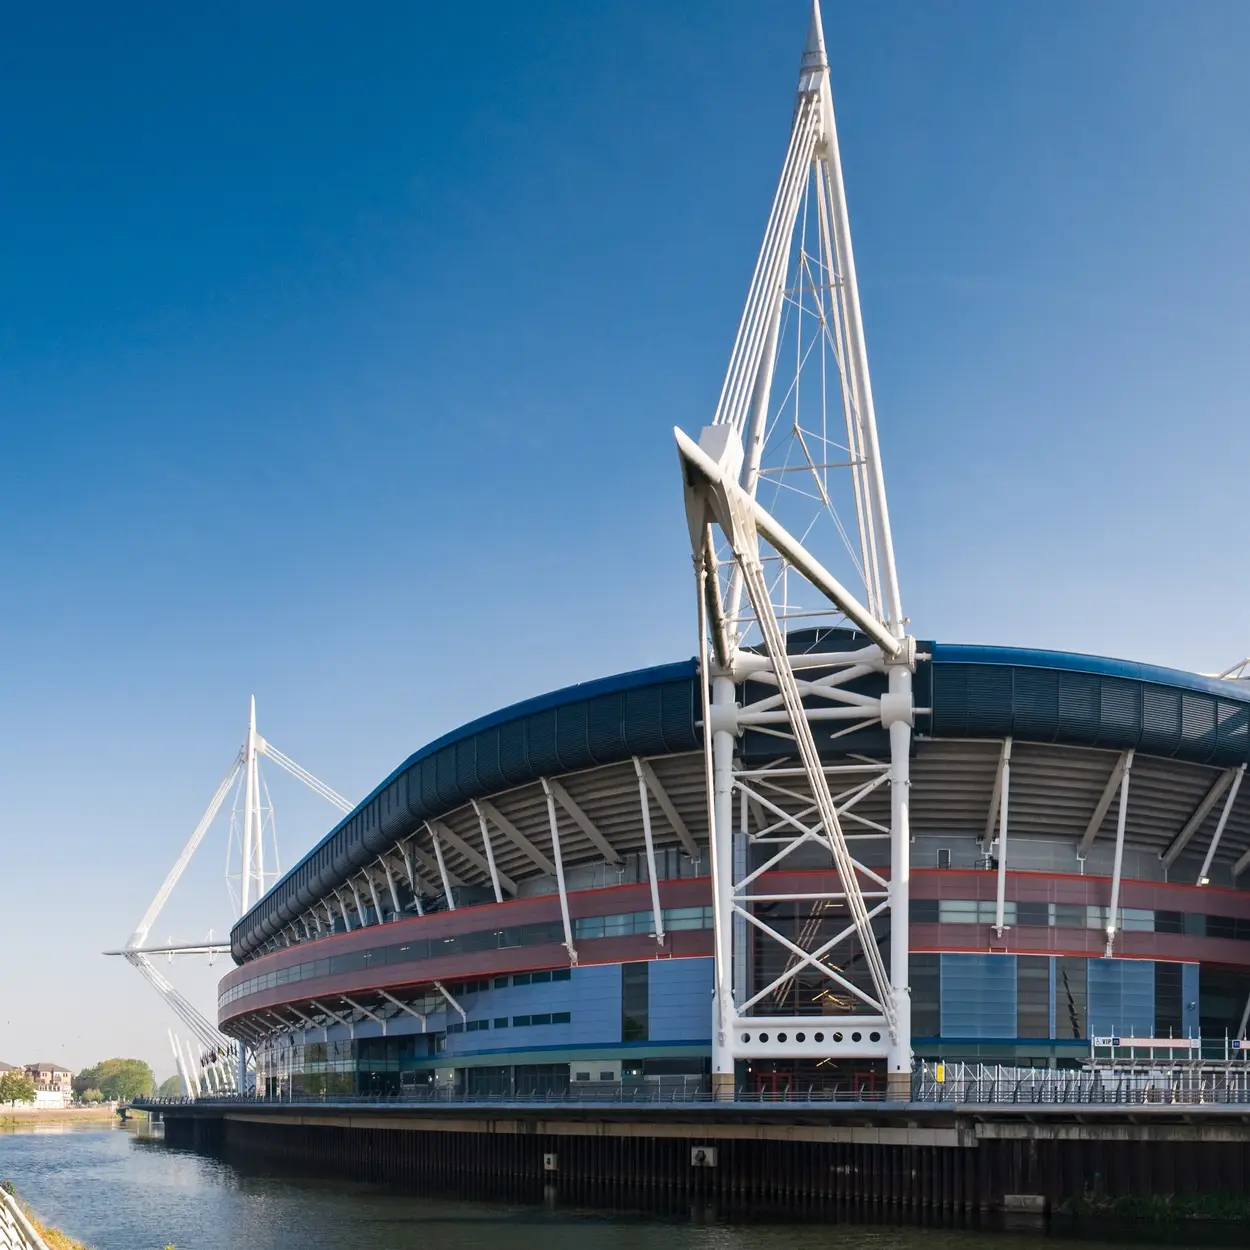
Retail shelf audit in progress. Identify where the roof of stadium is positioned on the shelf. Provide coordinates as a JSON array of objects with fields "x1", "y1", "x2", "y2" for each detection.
[{"x1": 230, "y1": 637, "x2": 1250, "y2": 960}]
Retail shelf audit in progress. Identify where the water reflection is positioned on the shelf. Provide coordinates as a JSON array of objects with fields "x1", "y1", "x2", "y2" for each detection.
[{"x1": 0, "y1": 1125, "x2": 1240, "y2": 1250}]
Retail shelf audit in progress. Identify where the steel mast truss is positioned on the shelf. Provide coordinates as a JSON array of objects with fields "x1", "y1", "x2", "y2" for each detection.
[
  {"x1": 109, "y1": 696, "x2": 353, "y2": 1092},
  {"x1": 676, "y1": 2, "x2": 915, "y2": 1094}
]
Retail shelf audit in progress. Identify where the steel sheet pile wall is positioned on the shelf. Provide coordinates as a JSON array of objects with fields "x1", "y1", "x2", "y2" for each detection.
[{"x1": 160, "y1": 1109, "x2": 1250, "y2": 1217}]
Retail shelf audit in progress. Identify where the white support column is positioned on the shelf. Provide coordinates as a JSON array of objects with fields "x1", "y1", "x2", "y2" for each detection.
[
  {"x1": 428, "y1": 824, "x2": 456, "y2": 909},
  {"x1": 399, "y1": 840, "x2": 425, "y2": 915},
  {"x1": 993, "y1": 738, "x2": 1012, "y2": 938},
  {"x1": 331, "y1": 888, "x2": 352, "y2": 932},
  {"x1": 1164, "y1": 768, "x2": 1237, "y2": 868},
  {"x1": 472, "y1": 799, "x2": 504, "y2": 903},
  {"x1": 380, "y1": 857, "x2": 402, "y2": 917},
  {"x1": 884, "y1": 662, "x2": 912, "y2": 1095},
  {"x1": 543, "y1": 785, "x2": 578, "y2": 964},
  {"x1": 632, "y1": 758, "x2": 666, "y2": 945},
  {"x1": 1104, "y1": 750, "x2": 1134, "y2": 955},
  {"x1": 365, "y1": 873, "x2": 384, "y2": 925},
  {"x1": 348, "y1": 880, "x2": 368, "y2": 928},
  {"x1": 710, "y1": 674, "x2": 737, "y2": 1098},
  {"x1": 1199, "y1": 764, "x2": 1244, "y2": 885}
]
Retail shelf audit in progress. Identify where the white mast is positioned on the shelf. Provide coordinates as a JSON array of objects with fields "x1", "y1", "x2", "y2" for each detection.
[{"x1": 678, "y1": 0, "x2": 915, "y2": 1098}]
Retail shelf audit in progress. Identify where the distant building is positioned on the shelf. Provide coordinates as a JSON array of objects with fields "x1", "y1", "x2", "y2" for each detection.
[{"x1": 24, "y1": 1062, "x2": 72, "y2": 1108}]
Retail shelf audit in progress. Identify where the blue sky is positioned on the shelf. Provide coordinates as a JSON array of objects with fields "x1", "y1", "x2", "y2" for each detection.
[{"x1": 2, "y1": 1, "x2": 1248, "y2": 1076}]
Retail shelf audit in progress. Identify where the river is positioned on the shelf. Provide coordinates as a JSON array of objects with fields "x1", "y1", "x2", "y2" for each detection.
[{"x1": 0, "y1": 1123, "x2": 1238, "y2": 1250}]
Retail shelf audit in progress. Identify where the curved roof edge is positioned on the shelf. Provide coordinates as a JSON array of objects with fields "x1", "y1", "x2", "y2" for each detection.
[
  {"x1": 234, "y1": 659, "x2": 699, "y2": 947},
  {"x1": 930, "y1": 642, "x2": 1250, "y2": 704}
]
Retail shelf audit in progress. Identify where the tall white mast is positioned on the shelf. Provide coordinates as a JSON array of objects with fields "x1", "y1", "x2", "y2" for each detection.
[
  {"x1": 678, "y1": 0, "x2": 915, "y2": 1098},
  {"x1": 240, "y1": 696, "x2": 260, "y2": 912}
]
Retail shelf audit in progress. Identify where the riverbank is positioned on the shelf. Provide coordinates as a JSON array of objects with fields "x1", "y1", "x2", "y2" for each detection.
[
  {"x1": 3, "y1": 1184, "x2": 90, "y2": 1250},
  {"x1": 1, "y1": 1108, "x2": 118, "y2": 1129}
]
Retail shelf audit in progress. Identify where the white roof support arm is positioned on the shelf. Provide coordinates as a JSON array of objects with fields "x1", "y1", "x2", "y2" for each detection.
[
  {"x1": 433, "y1": 981, "x2": 466, "y2": 1022},
  {"x1": 1198, "y1": 764, "x2": 1245, "y2": 885},
  {"x1": 1163, "y1": 768, "x2": 1237, "y2": 868},
  {"x1": 431, "y1": 817, "x2": 517, "y2": 896},
  {"x1": 475, "y1": 799, "x2": 557, "y2": 876},
  {"x1": 378, "y1": 989, "x2": 427, "y2": 1032},
  {"x1": 983, "y1": 738, "x2": 1011, "y2": 852},
  {"x1": 399, "y1": 840, "x2": 426, "y2": 916},
  {"x1": 379, "y1": 856, "x2": 402, "y2": 916},
  {"x1": 631, "y1": 759, "x2": 666, "y2": 945},
  {"x1": 425, "y1": 823, "x2": 457, "y2": 909},
  {"x1": 542, "y1": 781, "x2": 578, "y2": 965},
  {"x1": 992, "y1": 738, "x2": 1012, "y2": 938},
  {"x1": 635, "y1": 757, "x2": 700, "y2": 860},
  {"x1": 330, "y1": 888, "x2": 352, "y2": 932},
  {"x1": 543, "y1": 777, "x2": 622, "y2": 865},
  {"x1": 1104, "y1": 751, "x2": 1134, "y2": 955},
  {"x1": 1078, "y1": 752, "x2": 1131, "y2": 859},
  {"x1": 470, "y1": 800, "x2": 505, "y2": 903},
  {"x1": 341, "y1": 995, "x2": 386, "y2": 1034},
  {"x1": 347, "y1": 880, "x2": 368, "y2": 928},
  {"x1": 309, "y1": 999, "x2": 354, "y2": 1037},
  {"x1": 363, "y1": 872, "x2": 384, "y2": 925}
]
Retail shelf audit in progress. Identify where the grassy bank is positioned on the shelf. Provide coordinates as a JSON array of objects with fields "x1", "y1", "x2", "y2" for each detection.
[
  {"x1": 0, "y1": 1107, "x2": 119, "y2": 1129},
  {"x1": 2, "y1": 1184, "x2": 90, "y2": 1250}
]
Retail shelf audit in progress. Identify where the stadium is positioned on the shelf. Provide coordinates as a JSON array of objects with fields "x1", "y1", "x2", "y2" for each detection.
[
  {"x1": 220, "y1": 635, "x2": 1250, "y2": 1098},
  {"x1": 216, "y1": 8, "x2": 1250, "y2": 1101}
]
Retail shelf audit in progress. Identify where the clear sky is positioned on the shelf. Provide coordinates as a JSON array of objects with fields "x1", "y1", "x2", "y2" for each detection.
[{"x1": 2, "y1": 1, "x2": 1248, "y2": 1078}]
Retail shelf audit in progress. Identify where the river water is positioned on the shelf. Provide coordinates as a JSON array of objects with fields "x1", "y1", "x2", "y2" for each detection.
[{"x1": 0, "y1": 1123, "x2": 1238, "y2": 1250}]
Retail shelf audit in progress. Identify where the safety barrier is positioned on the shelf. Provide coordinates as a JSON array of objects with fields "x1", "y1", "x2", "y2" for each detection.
[{"x1": 0, "y1": 1187, "x2": 50, "y2": 1250}]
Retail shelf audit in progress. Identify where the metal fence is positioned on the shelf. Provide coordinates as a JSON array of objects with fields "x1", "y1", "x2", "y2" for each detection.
[
  {"x1": 0, "y1": 1187, "x2": 50, "y2": 1250},
  {"x1": 134, "y1": 1062, "x2": 1250, "y2": 1110},
  {"x1": 913, "y1": 1062, "x2": 1250, "y2": 1105}
]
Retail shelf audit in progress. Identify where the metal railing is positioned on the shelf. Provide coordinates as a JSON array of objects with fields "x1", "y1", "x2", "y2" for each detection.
[
  {"x1": 137, "y1": 1082, "x2": 891, "y2": 1109},
  {"x1": 0, "y1": 1186, "x2": 50, "y2": 1250},
  {"x1": 913, "y1": 1062, "x2": 1250, "y2": 1106},
  {"x1": 134, "y1": 1063, "x2": 1250, "y2": 1111}
]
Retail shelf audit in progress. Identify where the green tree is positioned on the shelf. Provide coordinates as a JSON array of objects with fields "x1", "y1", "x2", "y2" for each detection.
[
  {"x1": 73, "y1": 1059, "x2": 154, "y2": 1102},
  {"x1": 80, "y1": 1088, "x2": 104, "y2": 1104},
  {"x1": 0, "y1": 1072, "x2": 37, "y2": 1106},
  {"x1": 156, "y1": 1075, "x2": 183, "y2": 1098}
]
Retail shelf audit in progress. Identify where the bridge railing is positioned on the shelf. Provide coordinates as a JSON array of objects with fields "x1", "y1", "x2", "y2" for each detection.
[{"x1": 0, "y1": 1186, "x2": 50, "y2": 1250}]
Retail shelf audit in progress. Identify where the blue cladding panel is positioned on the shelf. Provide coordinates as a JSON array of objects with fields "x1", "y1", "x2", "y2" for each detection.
[
  {"x1": 940, "y1": 954, "x2": 1017, "y2": 1039},
  {"x1": 647, "y1": 958, "x2": 713, "y2": 1042},
  {"x1": 1183, "y1": 963, "x2": 1201, "y2": 1037},
  {"x1": 1087, "y1": 959, "x2": 1154, "y2": 1038},
  {"x1": 569, "y1": 964, "x2": 622, "y2": 1046}
]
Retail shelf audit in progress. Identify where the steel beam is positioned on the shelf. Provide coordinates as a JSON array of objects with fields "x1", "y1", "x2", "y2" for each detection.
[
  {"x1": 1198, "y1": 764, "x2": 1245, "y2": 884},
  {"x1": 635, "y1": 757, "x2": 700, "y2": 860},
  {"x1": 1078, "y1": 751, "x2": 1130, "y2": 858},
  {"x1": 432, "y1": 817, "x2": 517, "y2": 895},
  {"x1": 476, "y1": 799, "x2": 557, "y2": 876},
  {"x1": 543, "y1": 777, "x2": 622, "y2": 864},
  {"x1": 1163, "y1": 768, "x2": 1237, "y2": 868}
]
